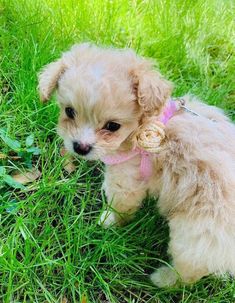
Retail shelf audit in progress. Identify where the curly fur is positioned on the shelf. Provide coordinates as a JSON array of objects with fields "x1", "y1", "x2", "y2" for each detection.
[{"x1": 38, "y1": 43, "x2": 235, "y2": 286}]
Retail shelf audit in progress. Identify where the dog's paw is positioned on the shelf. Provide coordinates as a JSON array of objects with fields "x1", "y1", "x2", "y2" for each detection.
[
  {"x1": 150, "y1": 266, "x2": 178, "y2": 288},
  {"x1": 98, "y1": 210, "x2": 117, "y2": 228}
]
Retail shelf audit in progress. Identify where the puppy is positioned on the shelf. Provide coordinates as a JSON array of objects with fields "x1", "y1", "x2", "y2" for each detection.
[{"x1": 38, "y1": 43, "x2": 235, "y2": 287}]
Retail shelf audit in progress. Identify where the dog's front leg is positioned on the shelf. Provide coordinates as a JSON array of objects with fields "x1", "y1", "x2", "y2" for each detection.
[
  {"x1": 99, "y1": 164, "x2": 147, "y2": 228},
  {"x1": 99, "y1": 188, "x2": 147, "y2": 228}
]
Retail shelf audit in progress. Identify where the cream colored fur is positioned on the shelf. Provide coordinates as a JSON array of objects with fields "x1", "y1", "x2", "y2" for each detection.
[{"x1": 38, "y1": 43, "x2": 235, "y2": 287}]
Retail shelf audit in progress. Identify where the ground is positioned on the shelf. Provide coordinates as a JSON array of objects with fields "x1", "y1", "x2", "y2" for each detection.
[{"x1": 0, "y1": 0, "x2": 234, "y2": 302}]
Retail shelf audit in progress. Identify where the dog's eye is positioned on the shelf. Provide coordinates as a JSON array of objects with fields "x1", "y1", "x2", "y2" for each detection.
[
  {"x1": 104, "y1": 121, "x2": 121, "y2": 132},
  {"x1": 65, "y1": 107, "x2": 75, "y2": 119}
]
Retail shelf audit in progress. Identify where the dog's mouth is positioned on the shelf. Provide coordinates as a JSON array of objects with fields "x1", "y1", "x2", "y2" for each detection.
[
  {"x1": 78, "y1": 153, "x2": 99, "y2": 161},
  {"x1": 72, "y1": 147, "x2": 102, "y2": 161}
]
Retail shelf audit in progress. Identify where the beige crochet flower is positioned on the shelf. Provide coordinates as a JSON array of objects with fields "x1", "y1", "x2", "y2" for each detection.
[{"x1": 135, "y1": 120, "x2": 166, "y2": 153}]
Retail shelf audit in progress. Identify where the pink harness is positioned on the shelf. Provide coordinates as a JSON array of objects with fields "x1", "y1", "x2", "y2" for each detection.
[{"x1": 101, "y1": 100, "x2": 178, "y2": 180}]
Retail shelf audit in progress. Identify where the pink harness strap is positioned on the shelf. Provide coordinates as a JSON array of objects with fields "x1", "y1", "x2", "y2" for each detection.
[
  {"x1": 103, "y1": 148, "x2": 152, "y2": 180},
  {"x1": 159, "y1": 100, "x2": 177, "y2": 125},
  {"x1": 101, "y1": 100, "x2": 178, "y2": 180},
  {"x1": 101, "y1": 149, "x2": 140, "y2": 165}
]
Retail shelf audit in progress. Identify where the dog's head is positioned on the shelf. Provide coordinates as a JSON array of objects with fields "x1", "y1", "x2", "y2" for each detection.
[{"x1": 38, "y1": 43, "x2": 172, "y2": 160}]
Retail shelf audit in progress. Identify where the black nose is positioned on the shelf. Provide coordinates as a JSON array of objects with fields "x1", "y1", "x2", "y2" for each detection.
[{"x1": 73, "y1": 142, "x2": 92, "y2": 155}]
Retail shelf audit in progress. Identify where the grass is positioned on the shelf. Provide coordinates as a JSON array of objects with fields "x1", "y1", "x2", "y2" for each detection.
[{"x1": 0, "y1": 0, "x2": 234, "y2": 302}]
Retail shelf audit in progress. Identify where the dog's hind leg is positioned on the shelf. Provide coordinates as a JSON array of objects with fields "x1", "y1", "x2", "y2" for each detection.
[
  {"x1": 150, "y1": 261, "x2": 208, "y2": 287},
  {"x1": 151, "y1": 241, "x2": 209, "y2": 287},
  {"x1": 151, "y1": 216, "x2": 210, "y2": 287}
]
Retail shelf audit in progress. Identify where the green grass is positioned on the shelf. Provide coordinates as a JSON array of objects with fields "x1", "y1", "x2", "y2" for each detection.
[{"x1": 0, "y1": 0, "x2": 234, "y2": 302}]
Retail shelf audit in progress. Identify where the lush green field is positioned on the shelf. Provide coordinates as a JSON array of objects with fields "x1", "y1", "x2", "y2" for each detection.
[{"x1": 0, "y1": 0, "x2": 234, "y2": 302}]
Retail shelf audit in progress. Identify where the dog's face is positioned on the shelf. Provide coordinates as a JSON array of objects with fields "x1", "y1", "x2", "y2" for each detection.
[
  {"x1": 38, "y1": 44, "x2": 172, "y2": 160},
  {"x1": 56, "y1": 71, "x2": 141, "y2": 160}
]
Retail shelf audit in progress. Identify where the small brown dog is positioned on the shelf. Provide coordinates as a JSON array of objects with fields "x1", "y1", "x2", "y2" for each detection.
[{"x1": 38, "y1": 43, "x2": 235, "y2": 287}]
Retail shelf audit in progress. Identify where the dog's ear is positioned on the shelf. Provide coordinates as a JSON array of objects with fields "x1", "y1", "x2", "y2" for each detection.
[
  {"x1": 130, "y1": 61, "x2": 173, "y2": 115},
  {"x1": 38, "y1": 59, "x2": 65, "y2": 102}
]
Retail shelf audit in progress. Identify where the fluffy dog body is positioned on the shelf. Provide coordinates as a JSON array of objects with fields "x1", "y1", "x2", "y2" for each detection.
[{"x1": 39, "y1": 44, "x2": 235, "y2": 286}]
